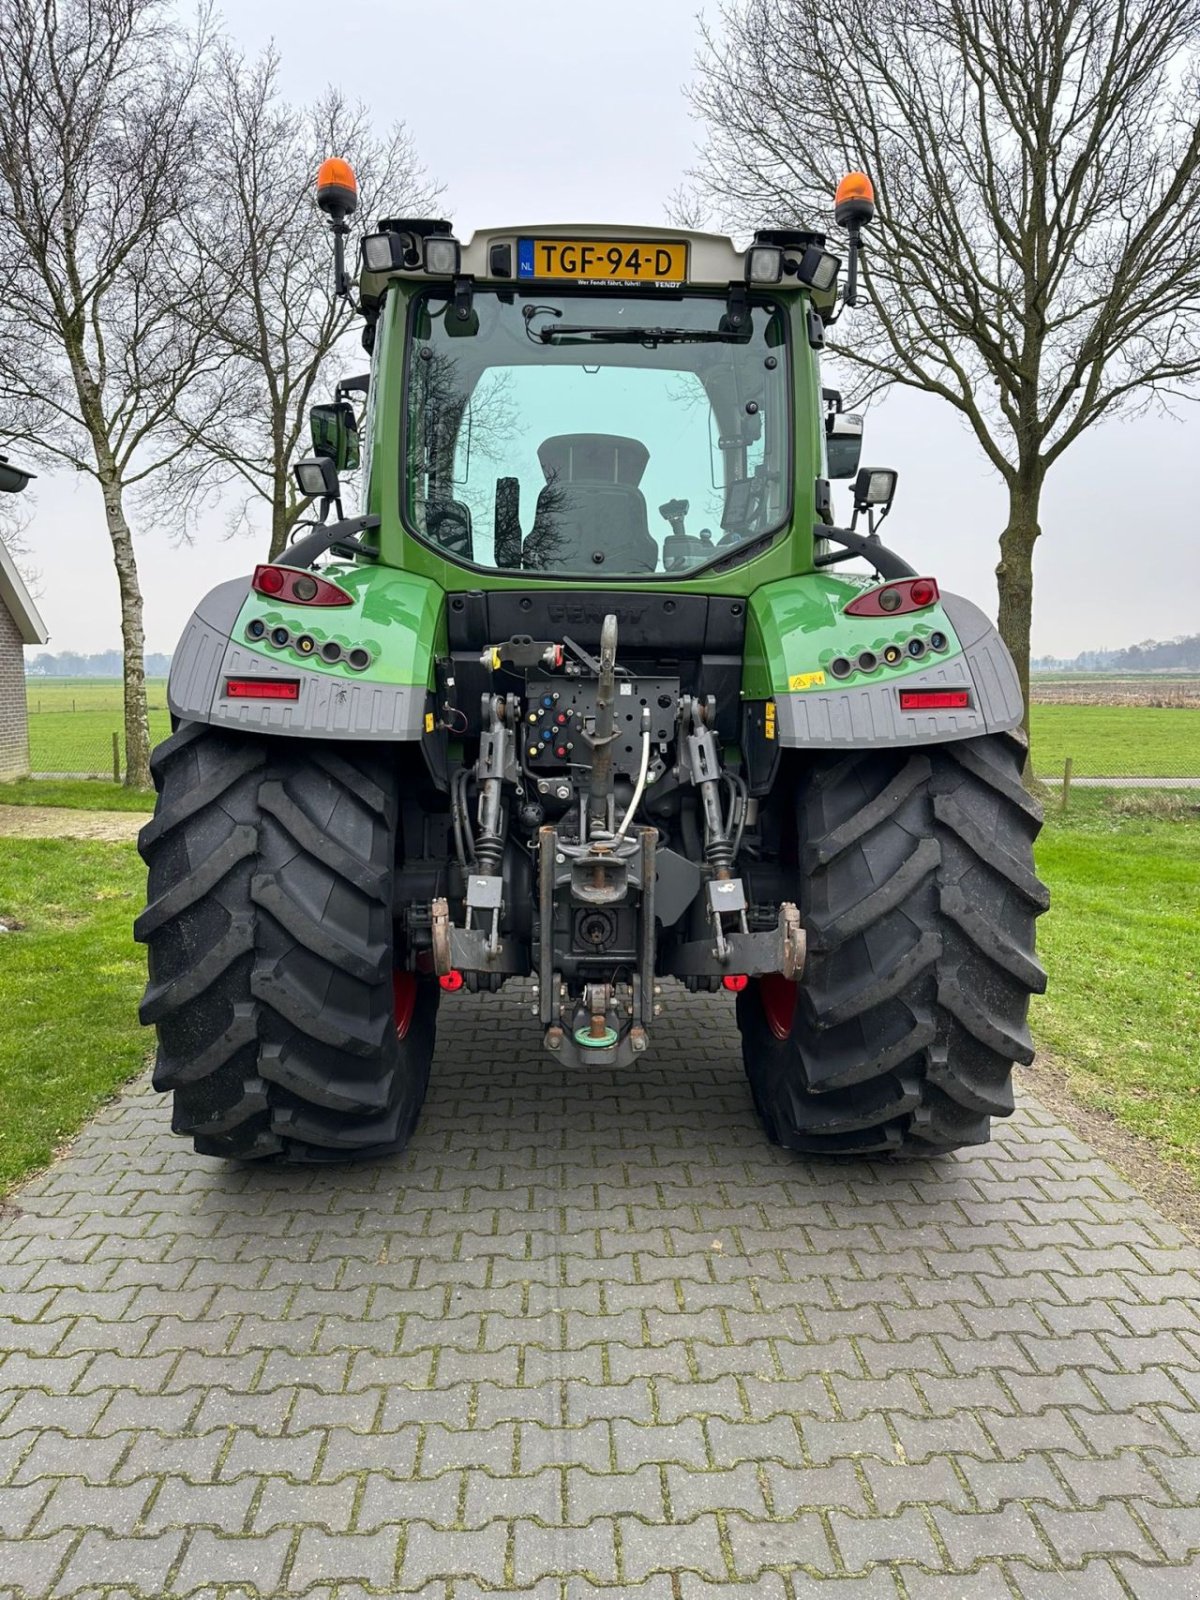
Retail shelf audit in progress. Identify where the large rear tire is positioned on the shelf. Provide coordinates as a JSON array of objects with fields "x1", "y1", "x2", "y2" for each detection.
[
  {"x1": 738, "y1": 732, "x2": 1047, "y2": 1155},
  {"x1": 136, "y1": 723, "x2": 435, "y2": 1162}
]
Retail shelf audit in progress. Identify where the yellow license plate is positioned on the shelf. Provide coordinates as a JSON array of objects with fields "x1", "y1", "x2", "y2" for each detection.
[{"x1": 518, "y1": 237, "x2": 687, "y2": 285}]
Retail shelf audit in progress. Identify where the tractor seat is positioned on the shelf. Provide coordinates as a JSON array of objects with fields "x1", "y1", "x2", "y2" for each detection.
[{"x1": 522, "y1": 433, "x2": 658, "y2": 573}]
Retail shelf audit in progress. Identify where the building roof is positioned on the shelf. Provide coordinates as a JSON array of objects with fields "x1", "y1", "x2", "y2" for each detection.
[{"x1": 0, "y1": 536, "x2": 49, "y2": 645}]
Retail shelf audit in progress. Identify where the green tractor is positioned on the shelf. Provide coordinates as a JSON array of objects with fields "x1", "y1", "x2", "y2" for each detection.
[{"x1": 137, "y1": 163, "x2": 1047, "y2": 1162}]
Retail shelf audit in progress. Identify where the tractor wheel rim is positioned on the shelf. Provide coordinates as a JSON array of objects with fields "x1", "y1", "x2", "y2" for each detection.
[
  {"x1": 759, "y1": 973, "x2": 797, "y2": 1041},
  {"x1": 393, "y1": 972, "x2": 418, "y2": 1040}
]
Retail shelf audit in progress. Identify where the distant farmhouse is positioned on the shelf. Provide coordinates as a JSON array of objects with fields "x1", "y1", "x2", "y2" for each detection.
[{"x1": 0, "y1": 537, "x2": 48, "y2": 778}]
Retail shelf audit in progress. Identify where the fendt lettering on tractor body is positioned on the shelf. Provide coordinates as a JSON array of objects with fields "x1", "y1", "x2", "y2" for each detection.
[{"x1": 137, "y1": 163, "x2": 1047, "y2": 1163}]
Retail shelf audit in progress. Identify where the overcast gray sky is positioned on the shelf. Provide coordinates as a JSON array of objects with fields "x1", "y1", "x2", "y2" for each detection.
[{"x1": 23, "y1": 0, "x2": 1200, "y2": 658}]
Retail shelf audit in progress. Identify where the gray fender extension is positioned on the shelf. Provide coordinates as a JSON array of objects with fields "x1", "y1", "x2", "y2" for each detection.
[
  {"x1": 167, "y1": 578, "x2": 426, "y2": 741},
  {"x1": 773, "y1": 592, "x2": 1024, "y2": 748}
]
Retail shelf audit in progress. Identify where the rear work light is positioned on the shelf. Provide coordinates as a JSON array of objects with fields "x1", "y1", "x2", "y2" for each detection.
[
  {"x1": 225, "y1": 678, "x2": 300, "y2": 700},
  {"x1": 844, "y1": 578, "x2": 940, "y2": 617},
  {"x1": 251, "y1": 565, "x2": 353, "y2": 606},
  {"x1": 899, "y1": 689, "x2": 971, "y2": 711}
]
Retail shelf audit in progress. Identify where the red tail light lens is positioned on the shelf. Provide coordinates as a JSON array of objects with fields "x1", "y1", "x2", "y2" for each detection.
[
  {"x1": 721, "y1": 973, "x2": 750, "y2": 992},
  {"x1": 252, "y1": 565, "x2": 353, "y2": 606},
  {"x1": 899, "y1": 689, "x2": 971, "y2": 711},
  {"x1": 844, "y1": 578, "x2": 940, "y2": 617},
  {"x1": 439, "y1": 970, "x2": 465, "y2": 992},
  {"x1": 224, "y1": 678, "x2": 300, "y2": 700},
  {"x1": 255, "y1": 566, "x2": 285, "y2": 595}
]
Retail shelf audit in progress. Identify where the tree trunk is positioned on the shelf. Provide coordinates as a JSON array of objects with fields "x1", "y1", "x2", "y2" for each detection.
[
  {"x1": 268, "y1": 492, "x2": 289, "y2": 561},
  {"x1": 994, "y1": 472, "x2": 1042, "y2": 747},
  {"x1": 267, "y1": 455, "x2": 295, "y2": 561},
  {"x1": 99, "y1": 475, "x2": 152, "y2": 789}
]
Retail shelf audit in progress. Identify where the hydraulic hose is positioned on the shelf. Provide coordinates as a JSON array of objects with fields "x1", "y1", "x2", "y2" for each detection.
[{"x1": 615, "y1": 708, "x2": 652, "y2": 840}]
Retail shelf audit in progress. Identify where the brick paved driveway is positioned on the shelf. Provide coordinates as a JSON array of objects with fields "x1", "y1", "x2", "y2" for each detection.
[{"x1": 3, "y1": 986, "x2": 1200, "y2": 1599}]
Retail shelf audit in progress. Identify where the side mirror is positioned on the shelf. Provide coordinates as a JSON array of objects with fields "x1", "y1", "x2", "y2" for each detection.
[
  {"x1": 309, "y1": 401, "x2": 360, "y2": 472},
  {"x1": 825, "y1": 412, "x2": 863, "y2": 479},
  {"x1": 853, "y1": 467, "x2": 898, "y2": 515}
]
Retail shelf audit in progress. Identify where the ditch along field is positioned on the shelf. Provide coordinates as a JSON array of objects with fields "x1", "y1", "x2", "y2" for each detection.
[
  {"x1": 22, "y1": 674, "x2": 1200, "y2": 778},
  {"x1": 1, "y1": 781, "x2": 1197, "y2": 1193}
]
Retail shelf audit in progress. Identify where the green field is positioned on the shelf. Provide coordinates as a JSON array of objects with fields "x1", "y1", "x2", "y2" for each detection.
[
  {"x1": 1032, "y1": 794, "x2": 1200, "y2": 1181},
  {"x1": 0, "y1": 840, "x2": 149, "y2": 1188},
  {"x1": 25, "y1": 678, "x2": 170, "y2": 774},
  {"x1": 1029, "y1": 704, "x2": 1200, "y2": 778}
]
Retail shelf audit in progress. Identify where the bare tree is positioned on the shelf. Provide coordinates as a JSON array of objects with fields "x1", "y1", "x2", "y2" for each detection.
[
  {"x1": 0, "y1": 0, "x2": 224, "y2": 786},
  {"x1": 685, "y1": 0, "x2": 1200, "y2": 714},
  {"x1": 0, "y1": 466, "x2": 40, "y2": 595},
  {"x1": 166, "y1": 47, "x2": 441, "y2": 559}
]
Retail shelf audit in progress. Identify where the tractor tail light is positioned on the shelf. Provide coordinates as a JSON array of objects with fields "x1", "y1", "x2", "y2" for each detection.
[
  {"x1": 722, "y1": 974, "x2": 750, "y2": 992},
  {"x1": 224, "y1": 679, "x2": 300, "y2": 700},
  {"x1": 252, "y1": 565, "x2": 353, "y2": 606},
  {"x1": 439, "y1": 970, "x2": 465, "y2": 992},
  {"x1": 899, "y1": 689, "x2": 971, "y2": 711},
  {"x1": 844, "y1": 578, "x2": 940, "y2": 617}
]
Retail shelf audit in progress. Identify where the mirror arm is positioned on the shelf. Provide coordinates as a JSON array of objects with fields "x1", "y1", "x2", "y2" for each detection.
[
  {"x1": 812, "y1": 523, "x2": 916, "y2": 580},
  {"x1": 283, "y1": 513, "x2": 381, "y2": 570}
]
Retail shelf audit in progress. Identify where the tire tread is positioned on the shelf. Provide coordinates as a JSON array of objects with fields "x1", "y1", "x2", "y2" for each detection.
[
  {"x1": 137, "y1": 725, "x2": 434, "y2": 1162},
  {"x1": 739, "y1": 734, "x2": 1047, "y2": 1155}
]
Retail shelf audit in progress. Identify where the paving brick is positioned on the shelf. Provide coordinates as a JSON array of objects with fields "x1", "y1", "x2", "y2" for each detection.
[
  {"x1": 51, "y1": 1529, "x2": 186, "y2": 1594},
  {"x1": 612, "y1": 1418, "x2": 709, "y2": 1471},
  {"x1": 1007, "y1": 1558, "x2": 1131, "y2": 1598},
  {"x1": 1112, "y1": 1557, "x2": 1200, "y2": 1598},
  {"x1": 858, "y1": 1457, "x2": 971, "y2": 1514},
  {"x1": 932, "y1": 1503, "x2": 1050, "y2": 1566},
  {"x1": 1129, "y1": 1502, "x2": 1200, "y2": 1561},
  {"x1": 221, "y1": 1427, "x2": 327, "y2": 1484},
  {"x1": 402, "y1": 1522, "x2": 510, "y2": 1587},
  {"x1": 1035, "y1": 1503, "x2": 1161, "y2": 1565},
  {"x1": 252, "y1": 1475, "x2": 358, "y2": 1533},
  {"x1": 0, "y1": 1482, "x2": 51, "y2": 1537},
  {"x1": 620, "y1": 1512, "x2": 726, "y2": 1580},
  {"x1": 173, "y1": 1528, "x2": 294, "y2": 1593},
  {"x1": 290, "y1": 1527, "x2": 402, "y2": 1589},
  {"x1": 725, "y1": 1508, "x2": 835, "y2": 1577},
  {"x1": 419, "y1": 1422, "x2": 514, "y2": 1477},
  {"x1": 12, "y1": 1428, "x2": 135, "y2": 1486},
  {"x1": 0, "y1": 1532, "x2": 74, "y2": 1594},
  {"x1": 830, "y1": 1506, "x2": 944, "y2": 1571},
  {"x1": 902, "y1": 1564, "x2": 1026, "y2": 1598},
  {"x1": 784, "y1": 1576, "x2": 898, "y2": 1599},
  {"x1": 34, "y1": 1477, "x2": 155, "y2": 1536},
  {"x1": 707, "y1": 1414, "x2": 804, "y2": 1469}
]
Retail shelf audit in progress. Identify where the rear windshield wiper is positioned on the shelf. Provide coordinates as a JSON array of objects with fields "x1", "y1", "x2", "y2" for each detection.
[{"x1": 531, "y1": 324, "x2": 746, "y2": 348}]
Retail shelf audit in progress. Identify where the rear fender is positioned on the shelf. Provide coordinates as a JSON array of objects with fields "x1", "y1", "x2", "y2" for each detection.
[
  {"x1": 745, "y1": 574, "x2": 1023, "y2": 747},
  {"x1": 167, "y1": 564, "x2": 444, "y2": 740}
]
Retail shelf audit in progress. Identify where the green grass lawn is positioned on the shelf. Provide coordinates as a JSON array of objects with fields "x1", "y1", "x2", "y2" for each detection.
[
  {"x1": 1032, "y1": 792, "x2": 1200, "y2": 1182},
  {"x1": 24, "y1": 679, "x2": 169, "y2": 774},
  {"x1": 0, "y1": 778, "x2": 154, "y2": 811},
  {"x1": 1029, "y1": 704, "x2": 1200, "y2": 778},
  {"x1": 0, "y1": 840, "x2": 149, "y2": 1189}
]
